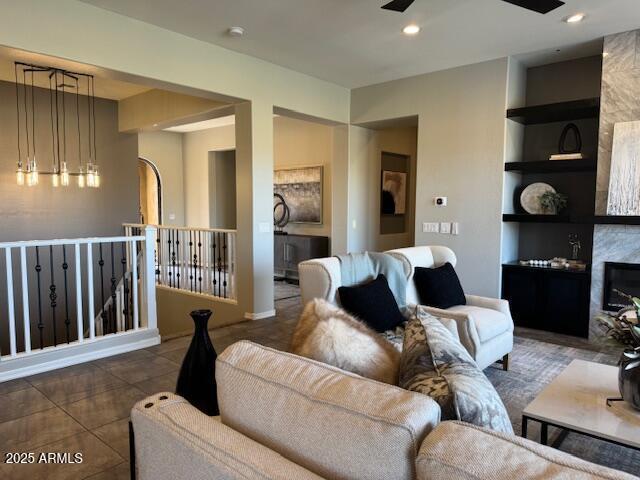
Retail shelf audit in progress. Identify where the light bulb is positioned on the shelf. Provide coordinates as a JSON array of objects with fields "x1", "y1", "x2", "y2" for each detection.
[
  {"x1": 78, "y1": 166, "x2": 85, "y2": 188},
  {"x1": 30, "y1": 162, "x2": 39, "y2": 186},
  {"x1": 61, "y1": 162, "x2": 69, "y2": 186},
  {"x1": 93, "y1": 166, "x2": 100, "y2": 188},
  {"x1": 16, "y1": 166, "x2": 25, "y2": 186},
  {"x1": 52, "y1": 172, "x2": 60, "y2": 187}
]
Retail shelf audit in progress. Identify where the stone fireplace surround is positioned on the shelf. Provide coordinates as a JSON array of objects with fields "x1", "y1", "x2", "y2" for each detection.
[{"x1": 589, "y1": 29, "x2": 640, "y2": 341}]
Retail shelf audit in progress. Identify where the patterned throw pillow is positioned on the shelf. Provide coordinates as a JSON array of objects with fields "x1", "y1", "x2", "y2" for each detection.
[{"x1": 400, "y1": 312, "x2": 513, "y2": 434}]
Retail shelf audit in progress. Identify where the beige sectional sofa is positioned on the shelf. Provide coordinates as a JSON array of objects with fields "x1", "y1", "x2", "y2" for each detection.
[{"x1": 131, "y1": 341, "x2": 637, "y2": 480}]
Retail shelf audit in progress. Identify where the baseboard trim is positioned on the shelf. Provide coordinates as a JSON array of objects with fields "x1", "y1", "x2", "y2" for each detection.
[
  {"x1": 244, "y1": 310, "x2": 277, "y2": 321},
  {"x1": 0, "y1": 329, "x2": 161, "y2": 382}
]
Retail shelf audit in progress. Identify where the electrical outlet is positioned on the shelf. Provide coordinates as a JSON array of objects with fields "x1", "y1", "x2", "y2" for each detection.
[
  {"x1": 422, "y1": 222, "x2": 439, "y2": 233},
  {"x1": 440, "y1": 222, "x2": 451, "y2": 234},
  {"x1": 451, "y1": 222, "x2": 460, "y2": 235}
]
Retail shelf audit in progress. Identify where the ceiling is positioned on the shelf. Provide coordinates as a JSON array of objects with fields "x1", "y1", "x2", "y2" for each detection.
[
  {"x1": 80, "y1": 0, "x2": 640, "y2": 88},
  {"x1": 0, "y1": 47, "x2": 151, "y2": 100}
]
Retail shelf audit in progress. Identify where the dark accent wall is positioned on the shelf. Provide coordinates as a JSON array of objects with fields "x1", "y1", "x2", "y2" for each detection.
[
  {"x1": 0, "y1": 80, "x2": 139, "y2": 242},
  {"x1": 526, "y1": 55, "x2": 603, "y2": 106}
]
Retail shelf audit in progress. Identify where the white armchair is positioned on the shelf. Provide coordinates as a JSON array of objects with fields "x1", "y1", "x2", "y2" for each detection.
[
  {"x1": 387, "y1": 247, "x2": 513, "y2": 370},
  {"x1": 299, "y1": 246, "x2": 513, "y2": 371}
]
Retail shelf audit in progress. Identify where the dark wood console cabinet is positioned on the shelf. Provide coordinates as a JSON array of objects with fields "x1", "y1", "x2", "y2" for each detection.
[
  {"x1": 501, "y1": 263, "x2": 591, "y2": 338},
  {"x1": 274, "y1": 234, "x2": 329, "y2": 279}
]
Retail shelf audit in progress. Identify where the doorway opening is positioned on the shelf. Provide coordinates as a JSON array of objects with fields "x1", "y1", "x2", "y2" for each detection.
[
  {"x1": 208, "y1": 149, "x2": 237, "y2": 229},
  {"x1": 138, "y1": 157, "x2": 162, "y2": 225}
]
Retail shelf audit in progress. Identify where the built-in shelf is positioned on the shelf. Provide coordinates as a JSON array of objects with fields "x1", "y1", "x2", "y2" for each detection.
[
  {"x1": 503, "y1": 214, "x2": 640, "y2": 225},
  {"x1": 502, "y1": 262, "x2": 590, "y2": 276},
  {"x1": 504, "y1": 159, "x2": 597, "y2": 174},
  {"x1": 592, "y1": 215, "x2": 640, "y2": 225},
  {"x1": 502, "y1": 214, "x2": 573, "y2": 223},
  {"x1": 506, "y1": 98, "x2": 600, "y2": 125}
]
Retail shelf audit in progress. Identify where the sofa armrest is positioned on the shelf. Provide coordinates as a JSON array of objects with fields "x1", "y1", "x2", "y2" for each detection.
[
  {"x1": 465, "y1": 295, "x2": 513, "y2": 322},
  {"x1": 417, "y1": 305, "x2": 479, "y2": 356},
  {"x1": 131, "y1": 392, "x2": 323, "y2": 480}
]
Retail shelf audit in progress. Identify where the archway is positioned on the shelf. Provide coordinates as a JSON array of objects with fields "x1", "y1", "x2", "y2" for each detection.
[{"x1": 138, "y1": 157, "x2": 162, "y2": 224}]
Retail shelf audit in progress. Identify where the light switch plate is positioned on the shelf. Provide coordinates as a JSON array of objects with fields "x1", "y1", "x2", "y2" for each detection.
[
  {"x1": 440, "y1": 222, "x2": 452, "y2": 234},
  {"x1": 451, "y1": 222, "x2": 460, "y2": 235},
  {"x1": 422, "y1": 222, "x2": 439, "y2": 233}
]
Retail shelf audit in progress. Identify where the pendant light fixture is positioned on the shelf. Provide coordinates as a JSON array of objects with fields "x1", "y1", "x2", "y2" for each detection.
[{"x1": 14, "y1": 61, "x2": 100, "y2": 189}]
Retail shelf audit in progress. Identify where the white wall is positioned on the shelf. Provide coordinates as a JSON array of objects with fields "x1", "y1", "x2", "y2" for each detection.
[
  {"x1": 351, "y1": 59, "x2": 510, "y2": 297},
  {"x1": 182, "y1": 125, "x2": 235, "y2": 228},
  {"x1": 138, "y1": 131, "x2": 185, "y2": 226}
]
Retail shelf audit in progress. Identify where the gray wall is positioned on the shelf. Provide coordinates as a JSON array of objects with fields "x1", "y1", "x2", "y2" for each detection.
[
  {"x1": 351, "y1": 59, "x2": 509, "y2": 298},
  {"x1": 0, "y1": 80, "x2": 139, "y2": 242}
]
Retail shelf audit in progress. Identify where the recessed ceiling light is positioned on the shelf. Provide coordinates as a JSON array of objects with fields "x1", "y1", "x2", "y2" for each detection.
[
  {"x1": 228, "y1": 26, "x2": 245, "y2": 37},
  {"x1": 402, "y1": 24, "x2": 420, "y2": 35},
  {"x1": 564, "y1": 13, "x2": 585, "y2": 23}
]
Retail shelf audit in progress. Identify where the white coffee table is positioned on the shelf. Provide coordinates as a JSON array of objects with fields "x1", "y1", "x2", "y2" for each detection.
[{"x1": 522, "y1": 359, "x2": 640, "y2": 451}]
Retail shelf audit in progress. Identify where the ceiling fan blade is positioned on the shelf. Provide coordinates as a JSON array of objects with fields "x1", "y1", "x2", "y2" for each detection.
[
  {"x1": 381, "y1": 0, "x2": 416, "y2": 13},
  {"x1": 501, "y1": 0, "x2": 565, "y2": 14}
]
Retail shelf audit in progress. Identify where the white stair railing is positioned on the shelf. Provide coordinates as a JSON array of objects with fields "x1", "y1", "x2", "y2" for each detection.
[
  {"x1": 0, "y1": 226, "x2": 159, "y2": 381},
  {"x1": 124, "y1": 224, "x2": 237, "y2": 301}
]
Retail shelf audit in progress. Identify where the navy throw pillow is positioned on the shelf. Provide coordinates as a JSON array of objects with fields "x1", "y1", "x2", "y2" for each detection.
[
  {"x1": 338, "y1": 274, "x2": 405, "y2": 333},
  {"x1": 414, "y1": 263, "x2": 466, "y2": 309}
]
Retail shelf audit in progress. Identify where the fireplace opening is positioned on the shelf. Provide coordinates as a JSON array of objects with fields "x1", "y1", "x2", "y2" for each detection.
[{"x1": 603, "y1": 262, "x2": 640, "y2": 311}]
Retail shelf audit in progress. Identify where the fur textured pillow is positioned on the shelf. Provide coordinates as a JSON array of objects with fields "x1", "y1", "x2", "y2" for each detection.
[{"x1": 290, "y1": 299, "x2": 400, "y2": 385}]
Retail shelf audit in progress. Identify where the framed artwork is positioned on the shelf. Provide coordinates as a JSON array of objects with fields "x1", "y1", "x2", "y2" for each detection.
[
  {"x1": 381, "y1": 170, "x2": 407, "y2": 215},
  {"x1": 607, "y1": 121, "x2": 640, "y2": 215},
  {"x1": 274, "y1": 165, "x2": 323, "y2": 224}
]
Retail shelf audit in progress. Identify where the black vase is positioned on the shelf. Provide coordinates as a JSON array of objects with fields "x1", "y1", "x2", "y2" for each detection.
[
  {"x1": 618, "y1": 349, "x2": 640, "y2": 411},
  {"x1": 176, "y1": 309, "x2": 219, "y2": 416}
]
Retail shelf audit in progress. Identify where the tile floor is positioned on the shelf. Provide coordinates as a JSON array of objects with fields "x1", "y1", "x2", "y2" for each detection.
[
  {"x1": 0, "y1": 288, "x2": 300, "y2": 480},
  {"x1": 0, "y1": 284, "x2": 636, "y2": 478}
]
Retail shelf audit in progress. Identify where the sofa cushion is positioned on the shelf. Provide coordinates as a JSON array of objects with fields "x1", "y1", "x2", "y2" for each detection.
[
  {"x1": 217, "y1": 341, "x2": 441, "y2": 480},
  {"x1": 131, "y1": 392, "x2": 323, "y2": 480},
  {"x1": 290, "y1": 298, "x2": 400, "y2": 384},
  {"x1": 414, "y1": 263, "x2": 466, "y2": 309},
  {"x1": 401, "y1": 312, "x2": 513, "y2": 434},
  {"x1": 338, "y1": 274, "x2": 406, "y2": 332},
  {"x1": 416, "y1": 421, "x2": 639, "y2": 480},
  {"x1": 447, "y1": 305, "x2": 512, "y2": 343}
]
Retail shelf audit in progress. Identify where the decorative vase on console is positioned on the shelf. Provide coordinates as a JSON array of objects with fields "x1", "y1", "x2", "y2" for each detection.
[
  {"x1": 176, "y1": 309, "x2": 220, "y2": 416},
  {"x1": 596, "y1": 292, "x2": 640, "y2": 410}
]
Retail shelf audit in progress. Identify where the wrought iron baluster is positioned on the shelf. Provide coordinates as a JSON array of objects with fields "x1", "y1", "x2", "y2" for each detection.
[
  {"x1": 98, "y1": 243, "x2": 106, "y2": 335},
  {"x1": 155, "y1": 235, "x2": 161, "y2": 283},
  {"x1": 223, "y1": 233, "x2": 228, "y2": 299},
  {"x1": 189, "y1": 231, "x2": 194, "y2": 292},
  {"x1": 217, "y1": 232, "x2": 223, "y2": 298},
  {"x1": 168, "y1": 230, "x2": 174, "y2": 288},
  {"x1": 212, "y1": 233, "x2": 217, "y2": 296},
  {"x1": 49, "y1": 245, "x2": 58, "y2": 346},
  {"x1": 110, "y1": 242, "x2": 117, "y2": 334},
  {"x1": 121, "y1": 242, "x2": 129, "y2": 331},
  {"x1": 198, "y1": 231, "x2": 202, "y2": 294},
  {"x1": 62, "y1": 245, "x2": 70, "y2": 343},
  {"x1": 176, "y1": 230, "x2": 181, "y2": 289},
  {"x1": 35, "y1": 246, "x2": 44, "y2": 349}
]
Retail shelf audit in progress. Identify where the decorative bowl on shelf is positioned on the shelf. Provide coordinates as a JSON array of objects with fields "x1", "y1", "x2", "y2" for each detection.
[{"x1": 520, "y1": 183, "x2": 556, "y2": 214}]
